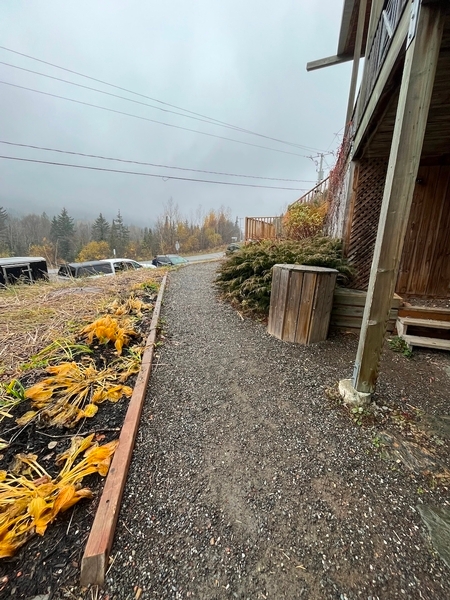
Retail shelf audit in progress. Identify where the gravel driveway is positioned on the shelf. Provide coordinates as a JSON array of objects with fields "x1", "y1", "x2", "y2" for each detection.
[{"x1": 104, "y1": 261, "x2": 450, "y2": 599}]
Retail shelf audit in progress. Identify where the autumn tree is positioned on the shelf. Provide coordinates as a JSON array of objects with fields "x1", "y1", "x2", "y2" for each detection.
[
  {"x1": 76, "y1": 240, "x2": 110, "y2": 261},
  {"x1": 29, "y1": 238, "x2": 57, "y2": 266}
]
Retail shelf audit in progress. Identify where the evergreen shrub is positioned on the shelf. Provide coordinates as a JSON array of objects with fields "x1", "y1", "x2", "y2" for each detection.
[{"x1": 216, "y1": 237, "x2": 353, "y2": 315}]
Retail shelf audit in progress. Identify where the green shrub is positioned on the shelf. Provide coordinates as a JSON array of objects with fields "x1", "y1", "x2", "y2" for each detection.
[
  {"x1": 216, "y1": 237, "x2": 353, "y2": 315},
  {"x1": 388, "y1": 336, "x2": 413, "y2": 358}
]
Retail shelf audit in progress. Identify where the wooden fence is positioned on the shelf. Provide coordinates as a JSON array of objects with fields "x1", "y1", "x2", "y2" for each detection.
[{"x1": 244, "y1": 216, "x2": 282, "y2": 241}]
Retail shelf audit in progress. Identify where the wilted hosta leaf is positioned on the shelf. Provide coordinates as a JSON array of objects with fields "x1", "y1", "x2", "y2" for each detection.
[
  {"x1": 81, "y1": 315, "x2": 137, "y2": 355},
  {"x1": 56, "y1": 434, "x2": 95, "y2": 468},
  {"x1": 0, "y1": 435, "x2": 117, "y2": 557},
  {"x1": 16, "y1": 410, "x2": 37, "y2": 426},
  {"x1": 81, "y1": 403, "x2": 98, "y2": 418},
  {"x1": 19, "y1": 360, "x2": 132, "y2": 428},
  {"x1": 25, "y1": 382, "x2": 54, "y2": 402},
  {"x1": 28, "y1": 497, "x2": 53, "y2": 535}
]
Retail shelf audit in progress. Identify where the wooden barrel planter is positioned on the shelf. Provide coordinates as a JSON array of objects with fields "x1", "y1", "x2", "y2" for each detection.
[{"x1": 268, "y1": 264, "x2": 338, "y2": 344}]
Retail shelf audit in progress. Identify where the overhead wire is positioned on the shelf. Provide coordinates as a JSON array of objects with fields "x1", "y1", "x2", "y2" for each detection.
[
  {"x1": 0, "y1": 80, "x2": 311, "y2": 158},
  {"x1": 0, "y1": 141, "x2": 317, "y2": 182},
  {"x1": 0, "y1": 45, "x2": 325, "y2": 153},
  {"x1": 0, "y1": 155, "x2": 308, "y2": 191},
  {"x1": 0, "y1": 60, "x2": 321, "y2": 152}
]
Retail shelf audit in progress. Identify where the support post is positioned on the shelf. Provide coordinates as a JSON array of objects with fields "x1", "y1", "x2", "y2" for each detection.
[
  {"x1": 352, "y1": 2, "x2": 445, "y2": 394},
  {"x1": 345, "y1": 0, "x2": 367, "y2": 127}
]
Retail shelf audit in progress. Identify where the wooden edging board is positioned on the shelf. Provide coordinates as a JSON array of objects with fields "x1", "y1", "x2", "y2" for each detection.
[{"x1": 80, "y1": 273, "x2": 168, "y2": 587}]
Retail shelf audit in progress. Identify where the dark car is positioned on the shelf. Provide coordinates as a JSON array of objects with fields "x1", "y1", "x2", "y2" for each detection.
[
  {"x1": 226, "y1": 243, "x2": 242, "y2": 255},
  {"x1": 153, "y1": 254, "x2": 188, "y2": 266}
]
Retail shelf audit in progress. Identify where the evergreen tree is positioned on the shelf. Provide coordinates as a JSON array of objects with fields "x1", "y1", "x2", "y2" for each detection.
[
  {"x1": 0, "y1": 206, "x2": 9, "y2": 255},
  {"x1": 109, "y1": 210, "x2": 129, "y2": 256},
  {"x1": 50, "y1": 208, "x2": 76, "y2": 262},
  {"x1": 92, "y1": 213, "x2": 110, "y2": 242}
]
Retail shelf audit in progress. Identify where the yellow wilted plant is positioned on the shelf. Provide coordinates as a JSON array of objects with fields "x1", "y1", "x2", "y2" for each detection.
[
  {"x1": 111, "y1": 346, "x2": 144, "y2": 382},
  {"x1": 17, "y1": 361, "x2": 132, "y2": 428},
  {"x1": 80, "y1": 315, "x2": 137, "y2": 355},
  {"x1": 0, "y1": 434, "x2": 118, "y2": 558},
  {"x1": 283, "y1": 199, "x2": 328, "y2": 240},
  {"x1": 107, "y1": 296, "x2": 152, "y2": 317}
]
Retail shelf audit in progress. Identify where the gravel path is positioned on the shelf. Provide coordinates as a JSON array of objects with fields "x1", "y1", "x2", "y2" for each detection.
[{"x1": 105, "y1": 262, "x2": 450, "y2": 600}]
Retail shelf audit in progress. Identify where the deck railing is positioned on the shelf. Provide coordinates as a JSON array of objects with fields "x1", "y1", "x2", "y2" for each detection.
[
  {"x1": 244, "y1": 216, "x2": 283, "y2": 241},
  {"x1": 358, "y1": 0, "x2": 409, "y2": 119},
  {"x1": 289, "y1": 176, "x2": 330, "y2": 208}
]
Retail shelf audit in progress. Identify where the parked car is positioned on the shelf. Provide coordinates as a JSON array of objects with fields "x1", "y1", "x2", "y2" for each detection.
[
  {"x1": 57, "y1": 258, "x2": 153, "y2": 279},
  {"x1": 226, "y1": 243, "x2": 242, "y2": 254},
  {"x1": 0, "y1": 256, "x2": 48, "y2": 285},
  {"x1": 152, "y1": 254, "x2": 189, "y2": 266}
]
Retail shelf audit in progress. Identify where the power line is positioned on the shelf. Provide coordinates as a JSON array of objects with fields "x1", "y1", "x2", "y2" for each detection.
[
  {"x1": 0, "y1": 155, "x2": 308, "y2": 191},
  {"x1": 0, "y1": 60, "x2": 320, "y2": 153},
  {"x1": 0, "y1": 45, "x2": 325, "y2": 153},
  {"x1": 0, "y1": 80, "x2": 310, "y2": 159},
  {"x1": 0, "y1": 140, "x2": 317, "y2": 183}
]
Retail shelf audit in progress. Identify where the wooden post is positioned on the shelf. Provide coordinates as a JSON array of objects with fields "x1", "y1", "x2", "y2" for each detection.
[
  {"x1": 353, "y1": 2, "x2": 445, "y2": 394},
  {"x1": 345, "y1": 0, "x2": 367, "y2": 127}
]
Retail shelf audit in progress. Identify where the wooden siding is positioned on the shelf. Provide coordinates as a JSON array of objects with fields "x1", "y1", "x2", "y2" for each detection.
[{"x1": 397, "y1": 165, "x2": 450, "y2": 297}]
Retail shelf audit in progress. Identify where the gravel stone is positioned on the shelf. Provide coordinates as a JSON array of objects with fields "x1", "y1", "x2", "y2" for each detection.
[{"x1": 105, "y1": 261, "x2": 450, "y2": 599}]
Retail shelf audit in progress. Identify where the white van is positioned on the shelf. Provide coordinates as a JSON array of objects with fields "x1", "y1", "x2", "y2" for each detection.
[{"x1": 58, "y1": 258, "x2": 155, "y2": 278}]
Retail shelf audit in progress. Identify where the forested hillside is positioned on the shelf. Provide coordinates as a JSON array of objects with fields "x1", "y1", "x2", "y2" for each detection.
[{"x1": 0, "y1": 200, "x2": 240, "y2": 264}]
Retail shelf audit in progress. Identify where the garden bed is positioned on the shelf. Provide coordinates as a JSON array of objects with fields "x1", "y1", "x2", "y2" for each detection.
[{"x1": 0, "y1": 269, "x2": 165, "y2": 598}]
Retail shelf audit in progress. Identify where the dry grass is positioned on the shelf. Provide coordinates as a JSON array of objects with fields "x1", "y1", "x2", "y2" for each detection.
[{"x1": 0, "y1": 269, "x2": 163, "y2": 382}]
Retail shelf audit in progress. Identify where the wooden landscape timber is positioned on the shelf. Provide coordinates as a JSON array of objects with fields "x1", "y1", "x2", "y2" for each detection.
[
  {"x1": 80, "y1": 274, "x2": 167, "y2": 587},
  {"x1": 330, "y1": 288, "x2": 402, "y2": 332}
]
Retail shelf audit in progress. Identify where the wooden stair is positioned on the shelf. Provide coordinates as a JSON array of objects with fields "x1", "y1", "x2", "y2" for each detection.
[{"x1": 396, "y1": 316, "x2": 450, "y2": 351}]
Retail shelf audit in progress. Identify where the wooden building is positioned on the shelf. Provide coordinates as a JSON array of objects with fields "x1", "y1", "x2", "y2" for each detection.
[{"x1": 307, "y1": 0, "x2": 450, "y2": 394}]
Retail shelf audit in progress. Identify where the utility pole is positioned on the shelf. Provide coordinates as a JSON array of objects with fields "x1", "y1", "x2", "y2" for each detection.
[
  {"x1": 317, "y1": 153, "x2": 324, "y2": 184},
  {"x1": 309, "y1": 152, "x2": 332, "y2": 185}
]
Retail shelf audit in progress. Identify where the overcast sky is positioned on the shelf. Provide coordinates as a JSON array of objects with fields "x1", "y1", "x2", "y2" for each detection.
[{"x1": 0, "y1": 0, "x2": 351, "y2": 226}]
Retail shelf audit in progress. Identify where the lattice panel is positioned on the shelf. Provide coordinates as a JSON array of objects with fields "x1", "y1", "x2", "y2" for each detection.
[{"x1": 346, "y1": 159, "x2": 388, "y2": 290}]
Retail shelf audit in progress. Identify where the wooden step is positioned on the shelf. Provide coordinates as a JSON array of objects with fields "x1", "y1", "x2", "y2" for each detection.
[
  {"x1": 397, "y1": 317, "x2": 450, "y2": 330},
  {"x1": 402, "y1": 335, "x2": 450, "y2": 351}
]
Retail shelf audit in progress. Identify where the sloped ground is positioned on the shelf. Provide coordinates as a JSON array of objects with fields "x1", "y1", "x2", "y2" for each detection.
[{"x1": 104, "y1": 261, "x2": 450, "y2": 600}]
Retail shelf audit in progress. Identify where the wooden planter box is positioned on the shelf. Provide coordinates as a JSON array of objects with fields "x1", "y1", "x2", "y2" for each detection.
[
  {"x1": 268, "y1": 264, "x2": 338, "y2": 344},
  {"x1": 330, "y1": 288, "x2": 402, "y2": 332}
]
